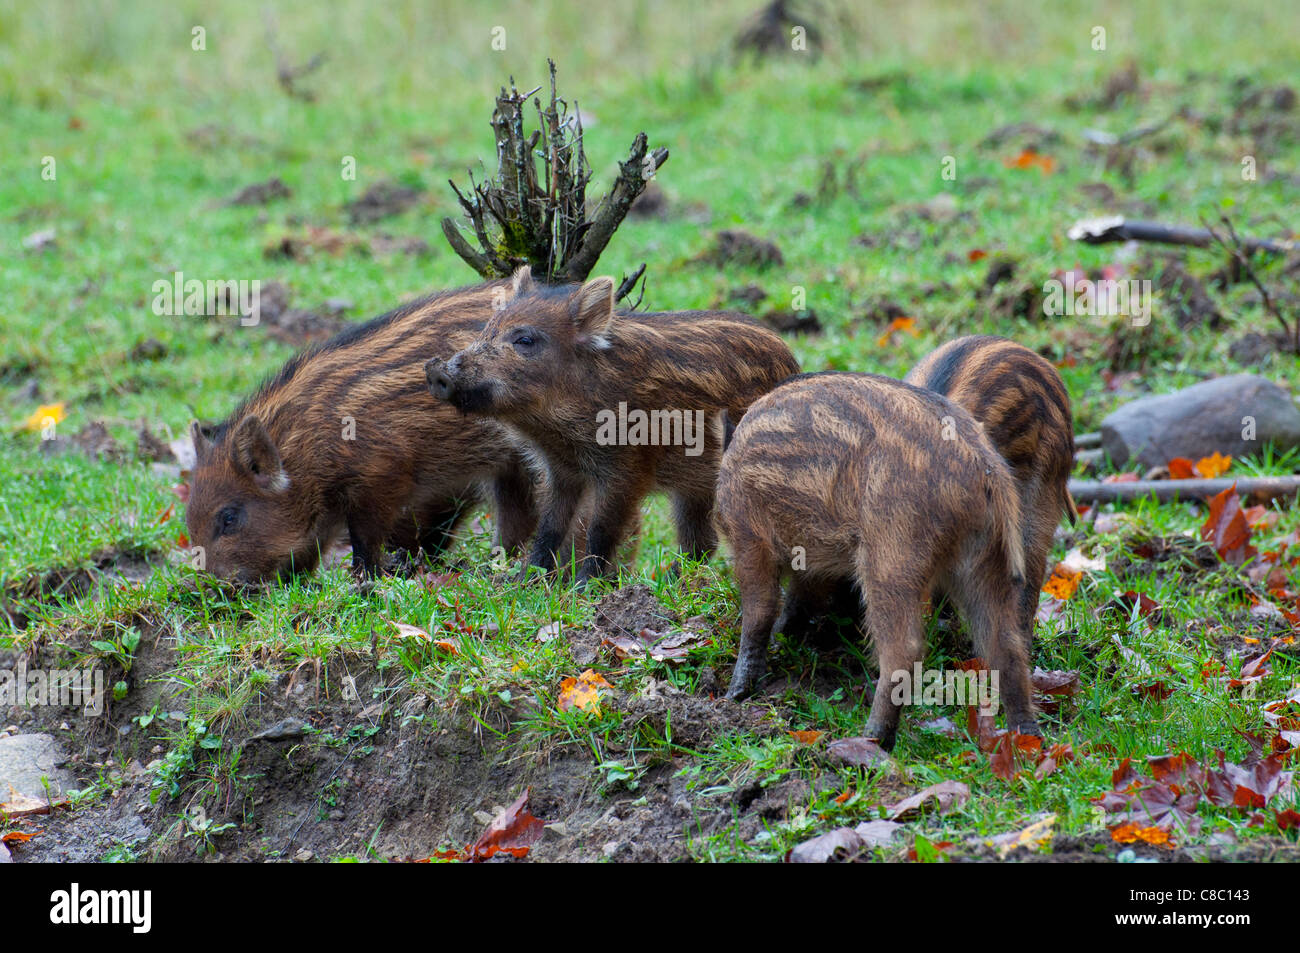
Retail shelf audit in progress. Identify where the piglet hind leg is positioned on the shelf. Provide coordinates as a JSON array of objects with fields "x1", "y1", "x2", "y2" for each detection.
[
  {"x1": 725, "y1": 541, "x2": 783, "y2": 700},
  {"x1": 952, "y1": 559, "x2": 1041, "y2": 738},
  {"x1": 857, "y1": 563, "x2": 927, "y2": 752}
]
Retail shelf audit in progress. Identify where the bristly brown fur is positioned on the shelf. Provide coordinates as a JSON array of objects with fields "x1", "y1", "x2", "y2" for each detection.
[
  {"x1": 715, "y1": 372, "x2": 1039, "y2": 751},
  {"x1": 186, "y1": 280, "x2": 538, "y2": 583},
  {"x1": 905, "y1": 335, "x2": 1076, "y2": 638},
  {"x1": 427, "y1": 267, "x2": 800, "y2": 584}
]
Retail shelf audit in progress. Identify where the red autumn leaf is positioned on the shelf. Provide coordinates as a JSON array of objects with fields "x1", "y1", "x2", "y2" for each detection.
[
  {"x1": 1167, "y1": 457, "x2": 1196, "y2": 479},
  {"x1": 469, "y1": 789, "x2": 545, "y2": 862},
  {"x1": 967, "y1": 249, "x2": 988, "y2": 262},
  {"x1": 1200, "y1": 483, "x2": 1257, "y2": 565},
  {"x1": 788, "y1": 730, "x2": 825, "y2": 745},
  {"x1": 1276, "y1": 809, "x2": 1300, "y2": 831},
  {"x1": 154, "y1": 502, "x2": 175, "y2": 525},
  {"x1": 1135, "y1": 681, "x2": 1175, "y2": 701}
]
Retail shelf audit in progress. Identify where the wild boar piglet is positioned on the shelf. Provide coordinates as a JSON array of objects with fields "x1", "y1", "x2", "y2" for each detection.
[
  {"x1": 186, "y1": 281, "x2": 537, "y2": 584},
  {"x1": 426, "y1": 266, "x2": 799, "y2": 585},
  {"x1": 715, "y1": 372, "x2": 1039, "y2": 750}
]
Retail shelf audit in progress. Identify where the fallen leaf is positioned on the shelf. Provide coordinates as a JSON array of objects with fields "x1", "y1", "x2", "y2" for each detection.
[
  {"x1": 557, "y1": 669, "x2": 612, "y2": 714},
  {"x1": 875, "y1": 316, "x2": 919, "y2": 348},
  {"x1": 827, "y1": 736, "x2": 892, "y2": 768},
  {"x1": 602, "y1": 626, "x2": 710, "y2": 664},
  {"x1": 390, "y1": 621, "x2": 430, "y2": 641},
  {"x1": 469, "y1": 789, "x2": 545, "y2": 862},
  {"x1": 535, "y1": 621, "x2": 562, "y2": 643},
  {"x1": 1168, "y1": 457, "x2": 1197, "y2": 480},
  {"x1": 1201, "y1": 482, "x2": 1257, "y2": 565},
  {"x1": 1195, "y1": 452, "x2": 1232, "y2": 479},
  {"x1": 887, "y1": 780, "x2": 970, "y2": 821},
  {"x1": 1042, "y1": 565, "x2": 1082, "y2": 599},
  {"x1": 788, "y1": 730, "x2": 825, "y2": 745},
  {"x1": 21, "y1": 402, "x2": 66, "y2": 432},
  {"x1": 787, "y1": 827, "x2": 865, "y2": 863},
  {"x1": 983, "y1": 814, "x2": 1056, "y2": 858},
  {"x1": 0, "y1": 829, "x2": 41, "y2": 844},
  {"x1": 1004, "y1": 149, "x2": 1056, "y2": 173}
]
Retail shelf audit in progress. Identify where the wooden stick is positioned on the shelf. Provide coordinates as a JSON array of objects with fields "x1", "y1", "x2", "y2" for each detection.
[
  {"x1": 1074, "y1": 432, "x2": 1102, "y2": 449},
  {"x1": 1067, "y1": 216, "x2": 1295, "y2": 254},
  {"x1": 1069, "y1": 475, "x2": 1300, "y2": 505}
]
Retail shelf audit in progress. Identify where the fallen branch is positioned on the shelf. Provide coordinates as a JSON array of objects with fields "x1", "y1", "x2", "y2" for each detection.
[
  {"x1": 1069, "y1": 475, "x2": 1300, "y2": 505},
  {"x1": 1067, "y1": 216, "x2": 1295, "y2": 255},
  {"x1": 1074, "y1": 432, "x2": 1102, "y2": 450}
]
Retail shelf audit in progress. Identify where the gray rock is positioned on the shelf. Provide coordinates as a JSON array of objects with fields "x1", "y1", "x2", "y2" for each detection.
[
  {"x1": 1101, "y1": 374, "x2": 1300, "y2": 469},
  {"x1": 0, "y1": 733, "x2": 76, "y2": 801}
]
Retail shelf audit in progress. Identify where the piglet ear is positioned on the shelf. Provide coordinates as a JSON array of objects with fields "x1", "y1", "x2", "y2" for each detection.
[
  {"x1": 509, "y1": 265, "x2": 535, "y2": 298},
  {"x1": 190, "y1": 421, "x2": 213, "y2": 462},
  {"x1": 570, "y1": 276, "x2": 615, "y2": 347},
  {"x1": 230, "y1": 415, "x2": 289, "y2": 492}
]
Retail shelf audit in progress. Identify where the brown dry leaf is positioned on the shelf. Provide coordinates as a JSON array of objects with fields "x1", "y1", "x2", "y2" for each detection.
[
  {"x1": 984, "y1": 814, "x2": 1056, "y2": 858},
  {"x1": 887, "y1": 780, "x2": 970, "y2": 821},
  {"x1": 602, "y1": 626, "x2": 710, "y2": 664},
  {"x1": 469, "y1": 789, "x2": 545, "y2": 862},
  {"x1": 827, "y1": 736, "x2": 892, "y2": 768},
  {"x1": 1201, "y1": 483, "x2": 1257, "y2": 565},
  {"x1": 0, "y1": 787, "x2": 56, "y2": 817},
  {"x1": 1227, "y1": 649, "x2": 1273, "y2": 691},
  {"x1": 1041, "y1": 565, "x2": 1082, "y2": 599},
  {"x1": 390, "y1": 621, "x2": 431, "y2": 641},
  {"x1": 557, "y1": 669, "x2": 612, "y2": 714}
]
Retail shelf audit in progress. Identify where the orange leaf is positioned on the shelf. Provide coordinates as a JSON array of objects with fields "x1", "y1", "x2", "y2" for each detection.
[
  {"x1": 557, "y1": 669, "x2": 612, "y2": 713},
  {"x1": 1167, "y1": 457, "x2": 1196, "y2": 480},
  {"x1": 968, "y1": 249, "x2": 988, "y2": 262},
  {"x1": 875, "y1": 316, "x2": 919, "y2": 347},
  {"x1": 788, "y1": 730, "x2": 825, "y2": 745},
  {"x1": 1041, "y1": 565, "x2": 1082, "y2": 600},
  {"x1": 1, "y1": 829, "x2": 41, "y2": 844},
  {"x1": 1195, "y1": 452, "x2": 1232, "y2": 479}
]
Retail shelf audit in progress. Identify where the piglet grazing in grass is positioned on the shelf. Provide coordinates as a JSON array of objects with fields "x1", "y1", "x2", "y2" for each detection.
[
  {"x1": 186, "y1": 281, "x2": 538, "y2": 584},
  {"x1": 714, "y1": 372, "x2": 1039, "y2": 751},
  {"x1": 426, "y1": 266, "x2": 799, "y2": 585}
]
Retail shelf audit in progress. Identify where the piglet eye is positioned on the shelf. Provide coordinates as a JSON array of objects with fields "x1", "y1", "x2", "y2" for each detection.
[
  {"x1": 216, "y1": 506, "x2": 242, "y2": 536},
  {"x1": 513, "y1": 334, "x2": 535, "y2": 349}
]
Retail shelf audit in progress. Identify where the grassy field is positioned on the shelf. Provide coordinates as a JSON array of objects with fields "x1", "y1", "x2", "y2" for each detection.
[{"x1": 2, "y1": 0, "x2": 1299, "y2": 862}]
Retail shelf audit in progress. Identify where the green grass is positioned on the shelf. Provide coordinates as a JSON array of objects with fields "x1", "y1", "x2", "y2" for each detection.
[{"x1": 3, "y1": 0, "x2": 1300, "y2": 861}]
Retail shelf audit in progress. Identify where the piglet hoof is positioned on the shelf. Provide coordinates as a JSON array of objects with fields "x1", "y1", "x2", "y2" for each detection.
[
  {"x1": 862, "y1": 721, "x2": 897, "y2": 752},
  {"x1": 1013, "y1": 719, "x2": 1044, "y2": 739}
]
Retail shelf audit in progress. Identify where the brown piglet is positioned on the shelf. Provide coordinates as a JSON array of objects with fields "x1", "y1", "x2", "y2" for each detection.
[
  {"x1": 426, "y1": 267, "x2": 800, "y2": 585},
  {"x1": 186, "y1": 281, "x2": 536, "y2": 583},
  {"x1": 715, "y1": 372, "x2": 1038, "y2": 750}
]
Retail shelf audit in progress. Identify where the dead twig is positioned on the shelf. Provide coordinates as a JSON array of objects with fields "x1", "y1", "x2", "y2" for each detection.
[
  {"x1": 1068, "y1": 216, "x2": 1296, "y2": 255},
  {"x1": 1069, "y1": 475, "x2": 1300, "y2": 506},
  {"x1": 263, "y1": 10, "x2": 326, "y2": 102},
  {"x1": 1202, "y1": 213, "x2": 1297, "y2": 353}
]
